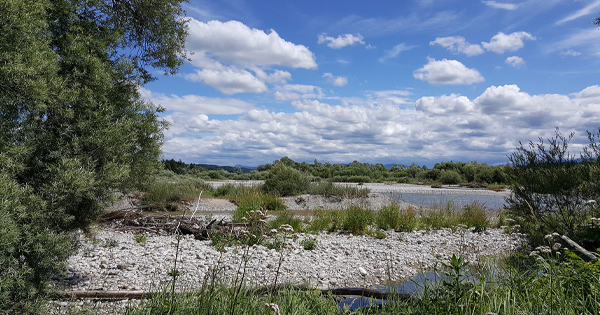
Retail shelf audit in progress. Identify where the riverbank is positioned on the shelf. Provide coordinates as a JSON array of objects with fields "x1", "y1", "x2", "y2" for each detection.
[{"x1": 56, "y1": 225, "x2": 520, "y2": 293}]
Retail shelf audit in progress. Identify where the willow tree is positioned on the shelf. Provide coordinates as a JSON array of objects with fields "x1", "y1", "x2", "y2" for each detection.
[{"x1": 0, "y1": 0, "x2": 188, "y2": 312}]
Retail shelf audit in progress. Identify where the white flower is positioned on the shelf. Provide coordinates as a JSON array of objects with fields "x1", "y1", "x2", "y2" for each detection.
[
  {"x1": 505, "y1": 219, "x2": 515, "y2": 223},
  {"x1": 535, "y1": 246, "x2": 551, "y2": 253},
  {"x1": 264, "y1": 303, "x2": 281, "y2": 315},
  {"x1": 544, "y1": 234, "x2": 554, "y2": 240},
  {"x1": 586, "y1": 200, "x2": 596, "y2": 205},
  {"x1": 552, "y1": 232, "x2": 560, "y2": 237},
  {"x1": 529, "y1": 251, "x2": 539, "y2": 256},
  {"x1": 552, "y1": 243, "x2": 561, "y2": 251},
  {"x1": 279, "y1": 224, "x2": 294, "y2": 232},
  {"x1": 270, "y1": 229, "x2": 278, "y2": 235}
]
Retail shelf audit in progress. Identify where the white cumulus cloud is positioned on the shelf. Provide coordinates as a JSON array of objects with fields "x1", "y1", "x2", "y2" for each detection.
[
  {"x1": 413, "y1": 58, "x2": 484, "y2": 85},
  {"x1": 139, "y1": 87, "x2": 254, "y2": 115},
  {"x1": 323, "y1": 73, "x2": 348, "y2": 87},
  {"x1": 183, "y1": 19, "x2": 318, "y2": 95},
  {"x1": 482, "y1": 31, "x2": 535, "y2": 54},
  {"x1": 482, "y1": 1, "x2": 518, "y2": 10},
  {"x1": 416, "y1": 94, "x2": 475, "y2": 115},
  {"x1": 318, "y1": 33, "x2": 365, "y2": 49},
  {"x1": 430, "y1": 36, "x2": 484, "y2": 56},
  {"x1": 187, "y1": 19, "x2": 317, "y2": 69},
  {"x1": 273, "y1": 84, "x2": 325, "y2": 101},
  {"x1": 505, "y1": 56, "x2": 525, "y2": 68},
  {"x1": 185, "y1": 68, "x2": 268, "y2": 95}
]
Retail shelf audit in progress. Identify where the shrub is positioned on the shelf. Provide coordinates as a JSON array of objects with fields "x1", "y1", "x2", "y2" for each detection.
[
  {"x1": 343, "y1": 206, "x2": 373, "y2": 234},
  {"x1": 376, "y1": 203, "x2": 401, "y2": 230},
  {"x1": 134, "y1": 233, "x2": 148, "y2": 244},
  {"x1": 232, "y1": 202, "x2": 261, "y2": 222},
  {"x1": 461, "y1": 203, "x2": 489, "y2": 232},
  {"x1": 439, "y1": 169, "x2": 463, "y2": 184},
  {"x1": 506, "y1": 128, "x2": 600, "y2": 249},
  {"x1": 300, "y1": 237, "x2": 318, "y2": 250},
  {"x1": 263, "y1": 163, "x2": 310, "y2": 196}
]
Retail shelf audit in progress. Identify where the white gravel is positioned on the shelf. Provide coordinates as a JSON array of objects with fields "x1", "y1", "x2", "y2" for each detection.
[{"x1": 57, "y1": 227, "x2": 520, "y2": 294}]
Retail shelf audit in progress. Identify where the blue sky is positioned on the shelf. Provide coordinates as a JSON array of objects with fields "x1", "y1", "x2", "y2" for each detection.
[{"x1": 141, "y1": 0, "x2": 600, "y2": 167}]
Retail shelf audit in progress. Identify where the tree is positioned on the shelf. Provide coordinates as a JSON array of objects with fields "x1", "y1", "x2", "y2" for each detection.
[{"x1": 0, "y1": 0, "x2": 188, "y2": 312}]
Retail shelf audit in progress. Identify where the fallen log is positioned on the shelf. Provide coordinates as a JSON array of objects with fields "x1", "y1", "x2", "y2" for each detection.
[{"x1": 560, "y1": 235, "x2": 599, "y2": 261}]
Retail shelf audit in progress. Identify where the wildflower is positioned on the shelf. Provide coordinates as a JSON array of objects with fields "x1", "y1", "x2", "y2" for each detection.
[
  {"x1": 504, "y1": 219, "x2": 515, "y2": 223},
  {"x1": 256, "y1": 210, "x2": 265, "y2": 216},
  {"x1": 279, "y1": 224, "x2": 294, "y2": 232},
  {"x1": 270, "y1": 229, "x2": 278, "y2": 235},
  {"x1": 529, "y1": 251, "x2": 539, "y2": 256},
  {"x1": 586, "y1": 200, "x2": 596, "y2": 205},
  {"x1": 258, "y1": 219, "x2": 267, "y2": 224},
  {"x1": 241, "y1": 217, "x2": 247, "y2": 221},
  {"x1": 552, "y1": 232, "x2": 560, "y2": 237},
  {"x1": 264, "y1": 303, "x2": 281, "y2": 315},
  {"x1": 544, "y1": 234, "x2": 554, "y2": 240},
  {"x1": 535, "y1": 246, "x2": 551, "y2": 253},
  {"x1": 513, "y1": 224, "x2": 521, "y2": 228},
  {"x1": 552, "y1": 243, "x2": 561, "y2": 251}
]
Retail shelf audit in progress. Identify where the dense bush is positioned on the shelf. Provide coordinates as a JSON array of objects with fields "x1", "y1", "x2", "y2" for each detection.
[
  {"x1": 263, "y1": 163, "x2": 310, "y2": 196},
  {"x1": 0, "y1": 0, "x2": 187, "y2": 312}
]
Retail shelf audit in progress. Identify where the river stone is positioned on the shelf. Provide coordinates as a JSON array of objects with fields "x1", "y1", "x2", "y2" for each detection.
[{"x1": 358, "y1": 267, "x2": 367, "y2": 276}]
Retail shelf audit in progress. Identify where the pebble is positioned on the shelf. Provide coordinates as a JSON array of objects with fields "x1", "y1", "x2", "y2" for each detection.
[{"x1": 54, "y1": 226, "x2": 520, "y2": 294}]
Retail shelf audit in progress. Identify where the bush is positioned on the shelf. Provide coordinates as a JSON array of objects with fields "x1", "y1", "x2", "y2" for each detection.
[
  {"x1": 263, "y1": 163, "x2": 310, "y2": 196},
  {"x1": 343, "y1": 206, "x2": 373, "y2": 234},
  {"x1": 461, "y1": 203, "x2": 489, "y2": 232},
  {"x1": 440, "y1": 169, "x2": 463, "y2": 184},
  {"x1": 506, "y1": 128, "x2": 600, "y2": 249},
  {"x1": 300, "y1": 237, "x2": 318, "y2": 250}
]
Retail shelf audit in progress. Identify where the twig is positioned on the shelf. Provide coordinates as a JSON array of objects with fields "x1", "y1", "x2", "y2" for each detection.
[{"x1": 188, "y1": 191, "x2": 202, "y2": 220}]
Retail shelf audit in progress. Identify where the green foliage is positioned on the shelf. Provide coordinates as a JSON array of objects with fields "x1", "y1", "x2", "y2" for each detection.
[
  {"x1": 461, "y1": 203, "x2": 489, "y2": 232},
  {"x1": 300, "y1": 236, "x2": 318, "y2": 250},
  {"x1": 343, "y1": 206, "x2": 374, "y2": 234},
  {"x1": 269, "y1": 210, "x2": 304, "y2": 233},
  {"x1": 134, "y1": 233, "x2": 148, "y2": 244},
  {"x1": 376, "y1": 203, "x2": 419, "y2": 232},
  {"x1": 506, "y1": 128, "x2": 600, "y2": 248},
  {"x1": 141, "y1": 178, "x2": 211, "y2": 211},
  {"x1": 263, "y1": 163, "x2": 310, "y2": 196},
  {"x1": 0, "y1": 0, "x2": 188, "y2": 311},
  {"x1": 373, "y1": 230, "x2": 387, "y2": 239},
  {"x1": 439, "y1": 169, "x2": 464, "y2": 184}
]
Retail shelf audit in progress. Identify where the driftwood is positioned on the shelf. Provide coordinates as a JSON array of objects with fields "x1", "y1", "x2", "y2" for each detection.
[
  {"x1": 561, "y1": 235, "x2": 599, "y2": 261},
  {"x1": 99, "y1": 210, "x2": 246, "y2": 240}
]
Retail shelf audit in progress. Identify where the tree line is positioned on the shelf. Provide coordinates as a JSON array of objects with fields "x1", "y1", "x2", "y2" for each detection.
[{"x1": 163, "y1": 156, "x2": 509, "y2": 185}]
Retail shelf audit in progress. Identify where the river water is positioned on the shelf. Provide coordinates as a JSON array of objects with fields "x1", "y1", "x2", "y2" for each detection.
[{"x1": 383, "y1": 192, "x2": 508, "y2": 210}]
